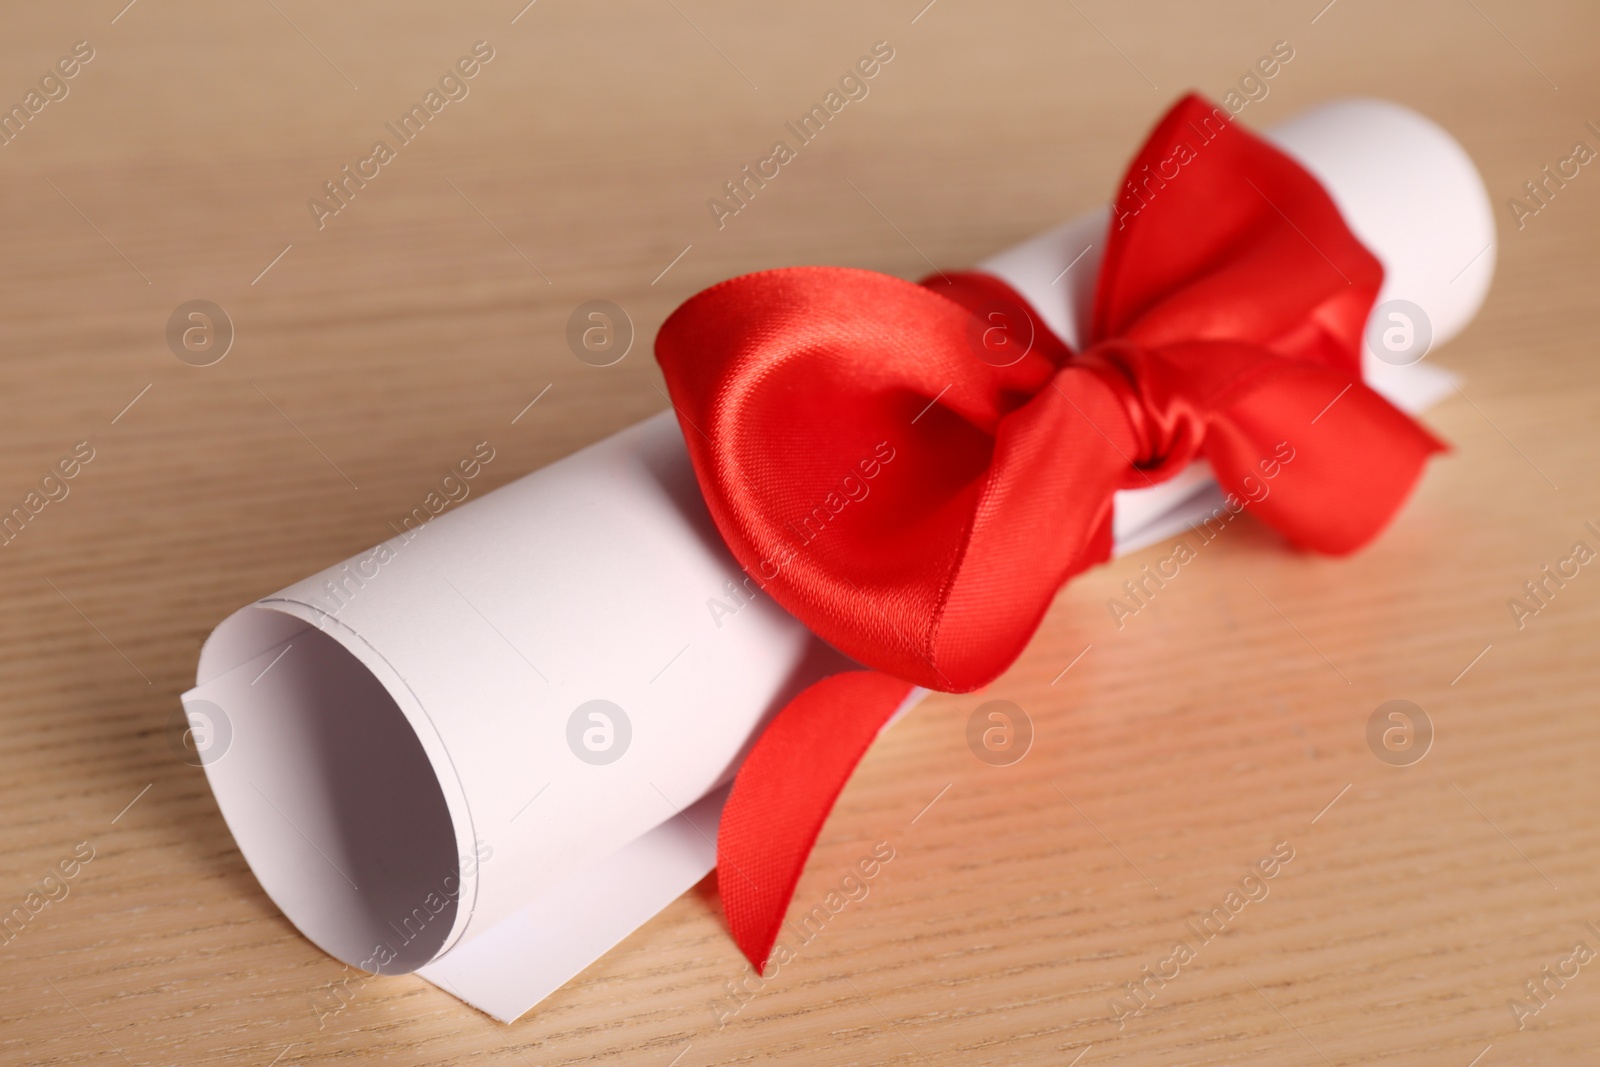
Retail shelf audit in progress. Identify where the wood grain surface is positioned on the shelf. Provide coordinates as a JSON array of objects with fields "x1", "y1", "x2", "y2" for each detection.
[{"x1": 2, "y1": 2, "x2": 1598, "y2": 1064}]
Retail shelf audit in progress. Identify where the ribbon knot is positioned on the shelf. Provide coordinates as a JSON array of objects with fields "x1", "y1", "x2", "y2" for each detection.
[
  {"x1": 655, "y1": 93, "x2": 1446, "y2": 970},
  {"x1": 1072, "y1": 339, "x2": 1206, "y2": 479}
]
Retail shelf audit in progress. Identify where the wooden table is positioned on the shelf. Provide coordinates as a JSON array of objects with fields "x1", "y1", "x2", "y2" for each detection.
[{"x1": 3, "y1": 1, "x2": 1598, "y2": 1063}]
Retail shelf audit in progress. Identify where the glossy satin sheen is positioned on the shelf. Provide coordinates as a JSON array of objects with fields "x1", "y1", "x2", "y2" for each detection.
[{"x1": 655, "y1": 94, "x2": 1445, "y2": 969}]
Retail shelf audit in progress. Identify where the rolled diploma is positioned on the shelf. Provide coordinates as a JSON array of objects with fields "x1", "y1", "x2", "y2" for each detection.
[{"x1": 183, "y1": 98, "x2": 1494, "y2": 1021}]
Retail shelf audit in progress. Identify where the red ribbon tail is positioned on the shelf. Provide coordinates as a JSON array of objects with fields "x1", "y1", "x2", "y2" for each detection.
[
  {"x1": 716, "y1": 670, "x2": 916, "y2": 971},
  {"x1": 1203, "y1": 363, "x2": 1447, "y2": 555}
]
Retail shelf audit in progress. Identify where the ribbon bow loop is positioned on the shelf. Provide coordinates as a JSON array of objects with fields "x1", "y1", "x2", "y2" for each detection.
[{"x1": 654, "y1": 92, "x2": 1445, "y2": 971}]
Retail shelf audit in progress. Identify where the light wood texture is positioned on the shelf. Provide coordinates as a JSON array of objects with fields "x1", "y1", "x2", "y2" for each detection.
[{"x1": 2, "y1": 2, "x2": 1598, "y2": 1064}]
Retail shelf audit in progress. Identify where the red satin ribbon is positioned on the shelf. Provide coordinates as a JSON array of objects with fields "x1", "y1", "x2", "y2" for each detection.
[{"x1": 655, "y1": 93, "x2": 1444, "y2": 970}]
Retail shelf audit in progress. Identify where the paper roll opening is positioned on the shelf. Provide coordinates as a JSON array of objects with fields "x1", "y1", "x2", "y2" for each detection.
[{"x1": 188, "y1": 610, "x2": 471, "y2": 974}]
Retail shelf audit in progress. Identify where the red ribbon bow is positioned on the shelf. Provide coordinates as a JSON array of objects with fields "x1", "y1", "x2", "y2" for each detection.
[{"x1": 656, "y1": 94, "x2": 1444, "y2": 969}]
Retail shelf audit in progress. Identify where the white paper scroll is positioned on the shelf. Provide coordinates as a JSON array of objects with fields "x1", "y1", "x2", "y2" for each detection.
[{"x1": 183, "y1": 98, "x2": 1494, "y2": 1022}]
